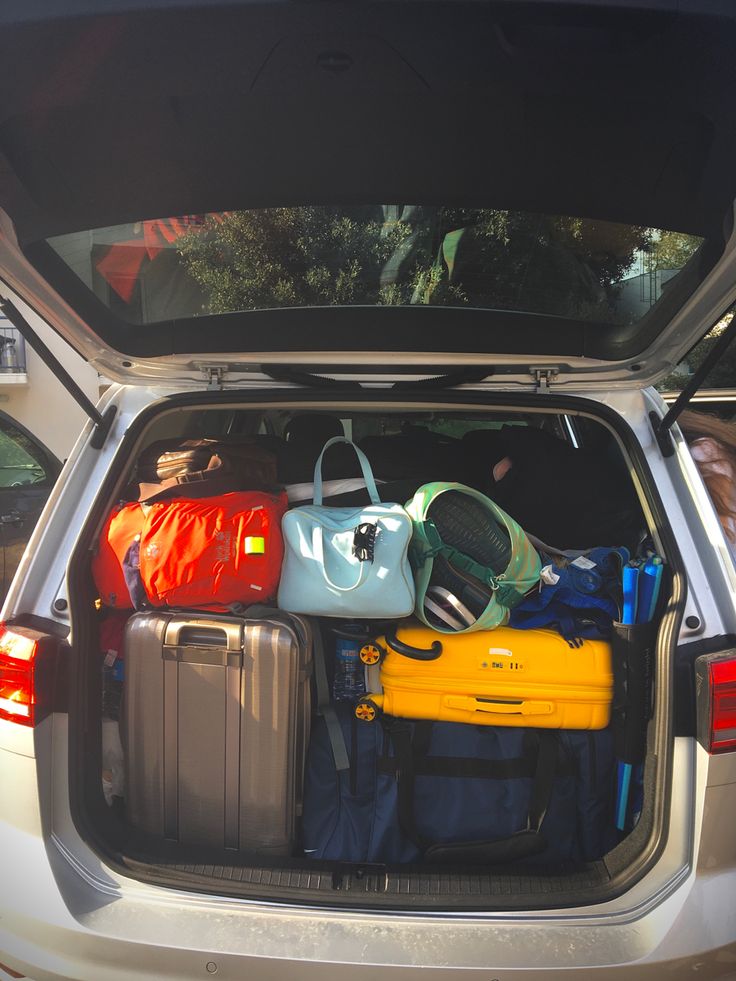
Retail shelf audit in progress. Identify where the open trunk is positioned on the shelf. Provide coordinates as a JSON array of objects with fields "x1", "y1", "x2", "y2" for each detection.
[{"x1": 66, "y1": 387, "x2": 679, "y2": 911}]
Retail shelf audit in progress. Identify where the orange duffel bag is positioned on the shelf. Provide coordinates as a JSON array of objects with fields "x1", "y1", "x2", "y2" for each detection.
[
  {"x1": 92, "y1": 502, "x2": 145, "y2": 608},
  {"x1": 137, "y1": 490, "x2": 288, "y2": 609}
]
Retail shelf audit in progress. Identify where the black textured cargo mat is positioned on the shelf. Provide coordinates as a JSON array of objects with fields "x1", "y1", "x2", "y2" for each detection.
[{"x1": 119, "y1": 845, "x2": 613, "y2": 911}]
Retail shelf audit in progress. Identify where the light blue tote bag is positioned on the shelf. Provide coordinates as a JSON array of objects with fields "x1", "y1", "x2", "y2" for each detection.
[{"x1": 278, "y1": 437, "x2": 415, "y2": 618}]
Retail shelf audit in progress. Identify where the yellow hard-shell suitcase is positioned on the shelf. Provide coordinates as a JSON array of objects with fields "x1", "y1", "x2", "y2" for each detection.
[{"x1": 357, "y1": 622, "x2": 613, "y2": 730}]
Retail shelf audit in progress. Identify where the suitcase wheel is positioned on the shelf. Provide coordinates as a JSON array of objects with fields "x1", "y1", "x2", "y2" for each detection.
[
  {"x1": 359, "y1": 643, "x2": 382, "y2": 665},
  {"x1": 355, "y1": 698, "x2": 380, "y2": 723}
]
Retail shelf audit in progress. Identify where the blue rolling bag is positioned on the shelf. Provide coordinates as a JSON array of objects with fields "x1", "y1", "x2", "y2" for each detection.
[{"x1": 302, "y1": 703, "x2": 616, "y2": 866}]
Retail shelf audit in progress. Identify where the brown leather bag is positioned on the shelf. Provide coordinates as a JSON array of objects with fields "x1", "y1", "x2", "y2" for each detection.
[{"x1": 135, "y1": 437, "x2": 278, "y2": 500}]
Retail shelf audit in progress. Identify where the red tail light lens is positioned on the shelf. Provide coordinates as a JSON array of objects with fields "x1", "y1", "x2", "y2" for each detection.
[
  {"x1": 0, "y1": 624, "x2": 39, "y2": 726},
  {"x1": 696, "y1": 651, "x2": 736, "y2": 754}
]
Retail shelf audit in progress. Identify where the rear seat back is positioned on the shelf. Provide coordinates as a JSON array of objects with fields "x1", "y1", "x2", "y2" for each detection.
[
  {"x1": 278, "y1": 414, "x2": 351, "y2": 483},
  {"x1": 359, "y1": 429, "x2": 468, "y2": 482}
]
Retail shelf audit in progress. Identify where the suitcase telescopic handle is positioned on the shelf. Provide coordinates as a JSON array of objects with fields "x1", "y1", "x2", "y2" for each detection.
[
  {"x1": 444, "y1": 695, "x2": 554, "y2": 716},
  {"x1": 386, "y1": 627, "x2": 443, "y2": 661},
  {"x1": 163, "y1": 618, "x2": 243, "y2": 652}
]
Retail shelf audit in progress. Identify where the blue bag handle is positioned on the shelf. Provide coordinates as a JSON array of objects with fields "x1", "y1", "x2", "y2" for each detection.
[{"x1": 312, "y1": 437, "x2": 381, "y2": 506}]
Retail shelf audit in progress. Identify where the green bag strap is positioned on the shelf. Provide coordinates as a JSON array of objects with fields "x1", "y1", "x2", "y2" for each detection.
[
  {"x1": 414, "y1": 518, "x2": 529, "y2": 601},
  {"x1": 414, "y1": 520, "x2": 499, "y2": 586},
  {"x1": 407, "y1": 481, "x2": 542, "y2": 633}
]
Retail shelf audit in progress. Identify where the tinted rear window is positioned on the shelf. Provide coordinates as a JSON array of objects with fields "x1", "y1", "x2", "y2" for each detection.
[{"x1": 48, "y1": 206, "x2": 702, "y2": 328}]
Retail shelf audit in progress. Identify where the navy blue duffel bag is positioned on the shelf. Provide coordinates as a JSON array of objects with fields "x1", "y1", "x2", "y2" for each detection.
[{"x1": 302, "y1": 705, "x2": 617, "y2": 866}]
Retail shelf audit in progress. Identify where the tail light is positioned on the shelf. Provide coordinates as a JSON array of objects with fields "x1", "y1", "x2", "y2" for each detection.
[
  {"x1": 696, "y1": 651, "x2": 736, "y2": 754},
  {"x1": 0, "y1": 623, "x2": 60, "y2": 727}
]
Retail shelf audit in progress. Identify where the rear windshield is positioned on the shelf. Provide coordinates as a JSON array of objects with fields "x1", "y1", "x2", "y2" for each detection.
[{"x1": 48, "y1": 207, "x2": 703, "y2": 327}]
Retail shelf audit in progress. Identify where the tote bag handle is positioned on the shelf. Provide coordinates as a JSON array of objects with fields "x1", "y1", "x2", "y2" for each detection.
[
  {"x1": 312, "y1": 523, "x2": 367, "y2": 593},
  {"x1": 313, "y1": 437, "x2": 381, "y2": 506}
]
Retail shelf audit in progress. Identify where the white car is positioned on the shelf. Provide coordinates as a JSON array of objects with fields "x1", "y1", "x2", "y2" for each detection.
[{"x1": 0, "y1": 2, "x2": 735, "y2": 979}]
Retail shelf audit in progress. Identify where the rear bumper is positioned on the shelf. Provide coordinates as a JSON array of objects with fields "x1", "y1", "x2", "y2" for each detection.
[
  {"x1": 3, "y1": 702, "x2": 736, "y2": 979},
  {"x1": 2, "y1": 818, "x2": 736, "y2": 981}
]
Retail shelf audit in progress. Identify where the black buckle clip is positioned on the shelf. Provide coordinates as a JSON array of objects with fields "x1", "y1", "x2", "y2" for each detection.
[{"x1": 353, "y1": 522, "x2": 377, "y2": 562}]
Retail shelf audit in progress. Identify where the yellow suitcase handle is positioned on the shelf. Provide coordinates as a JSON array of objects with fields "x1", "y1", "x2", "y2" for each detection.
[{"x1": 443, "y1": 695, "x2": 554, "y2": 716}]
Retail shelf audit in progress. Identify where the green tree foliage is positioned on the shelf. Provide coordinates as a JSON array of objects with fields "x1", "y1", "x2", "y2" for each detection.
[
  {"x1": 176, "y1": 206, "x2": 656, "y2": 322},
  {"x1": 644, "y1": 230, "x2": 700, "y2": 274},
  {"x1": 659, "y1": 313, "x2": 736, "y2": 392},
  {"x1": 176, "y1": 207, "x2": 435, "y2": 312},
  {"x1": 432, "y1": 211, "x2": 651, "y2": 319},
  {"x1": 649, "y1": 231, "x2": 731, "y2": 392}
]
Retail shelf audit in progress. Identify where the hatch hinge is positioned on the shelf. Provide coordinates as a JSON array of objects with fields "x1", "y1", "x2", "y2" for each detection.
[
  {"x1": 532, "y1": 367, "x2": 558, "y2": 393},
  {"x1": 202, "y1": 365, "x2": 227, "y2": 390}
]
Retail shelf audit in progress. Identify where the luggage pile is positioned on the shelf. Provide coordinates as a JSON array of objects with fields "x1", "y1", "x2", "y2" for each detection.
[{"x1": 91, "y1": 423, "x2": 656, "y2": 867}]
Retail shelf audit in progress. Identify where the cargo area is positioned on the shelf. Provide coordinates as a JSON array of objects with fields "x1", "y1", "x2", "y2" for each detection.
[{"x1": 66, "y1": 393, "x2": 676, "y2": 911}]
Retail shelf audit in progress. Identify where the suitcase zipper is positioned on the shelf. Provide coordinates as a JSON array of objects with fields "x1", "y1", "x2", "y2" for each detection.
[{"x1": 381, "y1": 674, "x2": 612, "y2": 699}]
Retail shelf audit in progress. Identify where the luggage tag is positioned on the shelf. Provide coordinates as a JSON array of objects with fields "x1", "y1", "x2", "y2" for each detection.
[{"x1": 103, "y1": 648, "x2": 124, "y2": 682}]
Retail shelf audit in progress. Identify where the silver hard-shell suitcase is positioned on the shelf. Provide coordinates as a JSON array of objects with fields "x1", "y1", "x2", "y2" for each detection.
[{"x1": 123, "y1": 611, "x2": 312, "y2": 854}]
